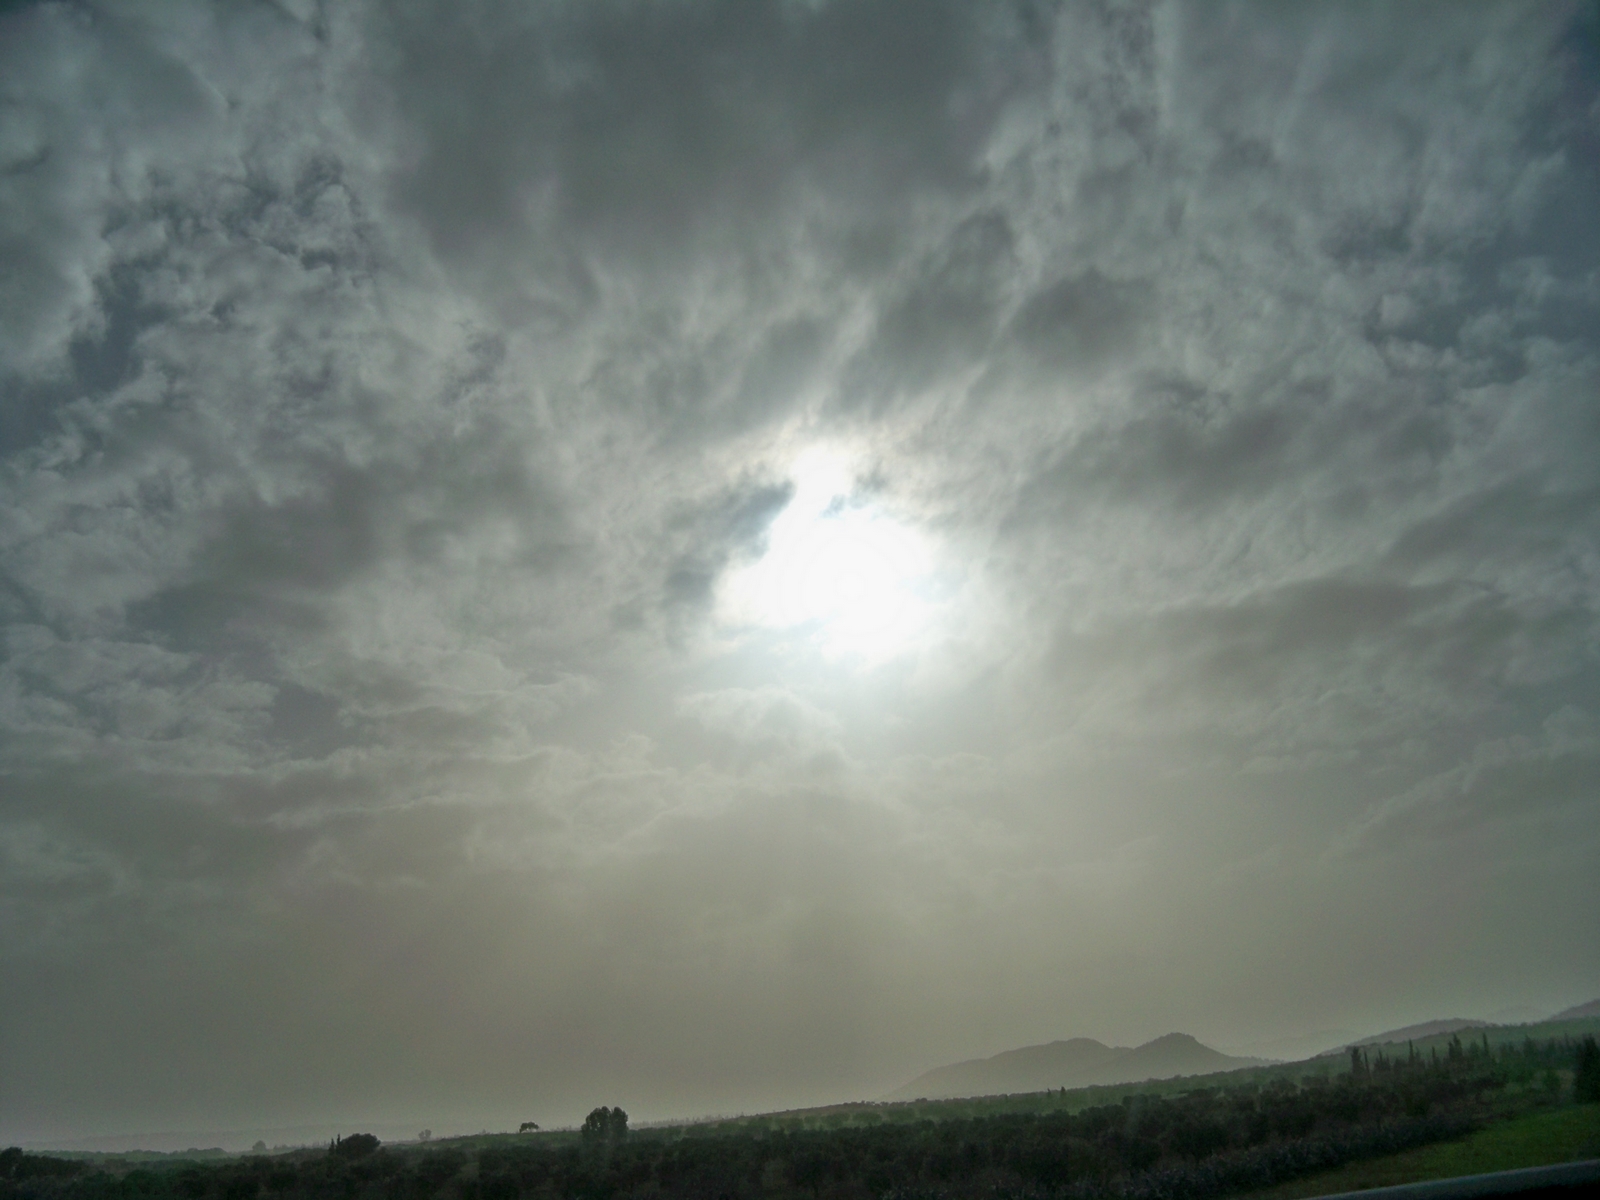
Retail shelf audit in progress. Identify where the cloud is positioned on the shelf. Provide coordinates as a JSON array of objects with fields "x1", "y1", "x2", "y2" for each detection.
[
  {"x1": 677, "y1": 685, "x2": 843, "y2": 764},
  {"x1": 1339, "y1": 705, "x2": 1600, "y2": 852},
  {"x1": 1, "y1": 0, "x2": 1598, "y2": 1142}
]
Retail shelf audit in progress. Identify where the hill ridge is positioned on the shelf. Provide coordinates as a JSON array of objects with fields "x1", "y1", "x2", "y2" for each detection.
[
  {"x1": 1550, "y1": 998, "x2": 1600, "y2": 1022},
  {"x1": 1319, "y1": 1018, "x2": 1490, "y2": 1055},
  {"x1": 885, "y1": 1032, "x2": 1265, "y2": 1102}
]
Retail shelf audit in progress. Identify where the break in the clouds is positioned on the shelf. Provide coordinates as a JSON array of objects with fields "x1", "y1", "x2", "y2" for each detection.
[{"x1": 2, "y1": 0, "x2": 1598, "y2": 1144}]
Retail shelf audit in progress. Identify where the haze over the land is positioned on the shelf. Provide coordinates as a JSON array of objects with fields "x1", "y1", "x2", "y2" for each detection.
[{"x1": 2, "y1": 0, "x2": 1598, "y2": 1147}]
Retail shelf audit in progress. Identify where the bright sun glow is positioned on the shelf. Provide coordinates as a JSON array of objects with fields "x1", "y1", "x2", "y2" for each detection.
[{"x1": 719, "y1": 449, "x2": 934, "y2": 658}]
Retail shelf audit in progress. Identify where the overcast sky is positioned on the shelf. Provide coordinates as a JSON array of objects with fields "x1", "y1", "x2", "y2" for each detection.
[{"x1": 3, "y1": 0, "x2": 1599, "y2": 1146}]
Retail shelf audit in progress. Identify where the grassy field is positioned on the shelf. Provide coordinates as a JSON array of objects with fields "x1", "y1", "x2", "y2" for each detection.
[{"x1": 1238, "y1": 1102, "x2": 1600, "y2": 1199}]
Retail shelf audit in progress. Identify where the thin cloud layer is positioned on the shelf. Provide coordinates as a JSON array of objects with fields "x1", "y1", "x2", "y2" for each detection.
[{"x1": 2, "y1": 0, "x2": 1597, "y2": 1143}]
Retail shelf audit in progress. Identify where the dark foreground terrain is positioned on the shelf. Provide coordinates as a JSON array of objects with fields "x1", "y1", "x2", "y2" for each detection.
[{"x1": 6, "y1": 1034, "x2": 1597, "y2": 1200}]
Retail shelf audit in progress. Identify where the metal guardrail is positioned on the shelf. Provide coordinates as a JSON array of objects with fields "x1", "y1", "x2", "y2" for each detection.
[{"x1": 1305, "y1": 1158, "x2": 1600, "y2": 1200}]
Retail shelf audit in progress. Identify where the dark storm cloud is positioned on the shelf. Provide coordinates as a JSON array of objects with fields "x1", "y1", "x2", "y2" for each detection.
[{"x1": 2, "y1": 0, "x2": 1598, "y2": 1146}]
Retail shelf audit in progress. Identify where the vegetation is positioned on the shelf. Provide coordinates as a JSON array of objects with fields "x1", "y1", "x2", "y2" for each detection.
[
  {"x1": 5, "y1": 1029, "x2": 1595, "y2": 1200},
  {"x1": 1236, "y1": 1102, "x2": 1600, "y2": 1199},
  {"x1": 329, "y1": 1135, "x2": 381, "y2": 1161},
  {"x1": 1576, "y1": 1036, "x2": 1600, "y2": 1103},
  {"x1": 579, "y1": 1109, "x2": 628, "y2": 1147}
]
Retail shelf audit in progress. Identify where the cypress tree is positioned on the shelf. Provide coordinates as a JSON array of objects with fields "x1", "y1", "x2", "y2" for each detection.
[{"x1": 1576, "y1": 1036, "x2": 1600, "y2": 1103}]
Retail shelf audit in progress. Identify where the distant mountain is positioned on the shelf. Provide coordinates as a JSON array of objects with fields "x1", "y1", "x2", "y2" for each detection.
[
  {"x1": 884, "y1": 1037, "x2": 1122, "y2": 1101},
  {"x1": 1224, "y1": 1030, "x2": 1355, "y2": 1062},
  {"x1": 885, "y1": 1033, "x2": 1267, "y2": 1102},
  {"x1": 1109, "y1": 1033, "x2": 1267, "y2": 1080},
  {"x1": 1319, "y1": 1018, "x2": 1489, "y2": 1056},
  {"x1": 1550, "y1": 998, "x2": 1600, "y2": 1021},
  {"x1": 1484, "y1": 1005, "x2": 1548, "y2": 1026}
]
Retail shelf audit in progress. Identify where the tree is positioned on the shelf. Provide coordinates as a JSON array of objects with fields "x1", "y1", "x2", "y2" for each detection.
[
  {"x1": 581, "y1": 1107, "x2": 628, "y2": 1145},
  {"x1": 517, "y1": 1122, "x2": 538, "y2": 1133},
  {"x1": 330, "y1": 1133, "x2": 380, "y2": 1159},
  {"x1": 1576, "y1": 1035, "x2": 1600, "y2": 1103}
]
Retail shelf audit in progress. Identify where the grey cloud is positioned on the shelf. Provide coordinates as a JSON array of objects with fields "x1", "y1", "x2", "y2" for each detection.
[
  {"x1": 2, "y1": 0, "x2": 1599, "y2": 1145},
  {"x1": 730, "y1": 316, "x2": 831, "y2": 426},
  {"x1": 660, "y1": 479, "x2": 793, "y2": 614},
  {"x1": 1012, "y1": 384, "x2": 1306, "y2": 518},
  {"x1": 0, "y1": 3, "x2": 211, "y2": 376},
  {"x1": 1046, "y1": 569, "x2": 1597, "y2": 754},
  {"x1": 264, "y1": 682, "x2": 350, "y2": 759},
  {"x1": 1341, "y1": 705, "x2": 1600, "y2": 852},
  {"x1": 839, "y1": 211, "x2": 1019, "y2": 412},
  {"x1": 677, "y1": 686, "x2": 843, "y2": 769},
  {"x1": 384, "y1": 0, "x2": 1001, "y2": 276},
  {"x1": 1006, "y1": 269, "x2": 1154, "y2": 378},
  {"x1": 1383, "y1": 479, "x2": 1600, "y2": 578}
]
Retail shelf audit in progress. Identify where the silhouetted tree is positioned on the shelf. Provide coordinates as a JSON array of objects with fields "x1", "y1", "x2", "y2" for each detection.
[
  {"x1": 1576, "y1": 1035, "x2": 1600, "y2": 1103},
  {"x1": 581, "y1": 1107, "x2": 628, "y2": 1144},
  {"x1": 330, "y1": 1133, "x2": 379, "y2": 1159},
  {"x1": 580, "y1": 1108, "x2": 608, "y2": 1142},
  {"x1": 1349, "y1": 1046, "x2": 1368, "y2": 1078}
]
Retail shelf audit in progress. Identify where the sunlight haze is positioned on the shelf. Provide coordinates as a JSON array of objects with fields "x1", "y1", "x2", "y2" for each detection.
[
  {"x1": 0, "y1": 0, "x2": 1596, "y2": 1151},
  {"x1": 718, "y1": 448, "x2": 939, "y2": 659}
]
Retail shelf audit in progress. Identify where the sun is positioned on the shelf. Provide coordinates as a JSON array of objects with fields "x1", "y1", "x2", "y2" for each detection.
[{"x1": 719, "y1": 449, "x2": 934, "y2": 658}]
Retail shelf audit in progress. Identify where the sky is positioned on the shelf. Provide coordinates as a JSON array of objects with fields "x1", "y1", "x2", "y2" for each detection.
[{"x1": 2, "y1": 0, "x2": 1598, "y2": 1148}]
